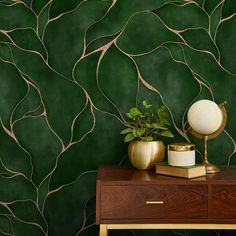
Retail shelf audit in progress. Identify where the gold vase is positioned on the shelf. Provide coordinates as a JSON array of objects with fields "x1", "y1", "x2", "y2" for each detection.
[{"x1": 128, "y1": 141, "x2": 165, "y2": 170}]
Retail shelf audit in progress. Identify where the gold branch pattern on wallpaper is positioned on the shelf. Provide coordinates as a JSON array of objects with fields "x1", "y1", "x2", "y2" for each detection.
[{"x1": 0, "y1": 0, "x2": 236, "y2": 235}]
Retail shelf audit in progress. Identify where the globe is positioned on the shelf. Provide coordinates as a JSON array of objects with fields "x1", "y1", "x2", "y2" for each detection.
[
  {"x1": 187, "y1": 100, "x2": 223, "y2": 135},
  {"x1": 187, "y1": 99, "x2": 227, "y2": 174}
]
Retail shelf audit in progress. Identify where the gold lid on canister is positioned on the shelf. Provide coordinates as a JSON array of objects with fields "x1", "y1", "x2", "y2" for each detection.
[{"x1": 168, "y1": 142, "x2": 195, "y2": 152}]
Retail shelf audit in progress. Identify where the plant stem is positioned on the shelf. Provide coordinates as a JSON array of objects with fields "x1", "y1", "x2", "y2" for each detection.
[{"x1": 137, "y1": 117, "x2": 142, "y2": 128}]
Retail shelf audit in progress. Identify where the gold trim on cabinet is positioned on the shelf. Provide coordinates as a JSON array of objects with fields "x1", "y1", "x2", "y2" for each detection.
[
  {"x1": 145, "y1": 200, "x2": 164, "y2": 204},
  {"x1": 106, "y1": 224, "x2": 236, "y2": 230},
  {"x1": 100, "y1": 224, "x2": 108, "y2": 236}
]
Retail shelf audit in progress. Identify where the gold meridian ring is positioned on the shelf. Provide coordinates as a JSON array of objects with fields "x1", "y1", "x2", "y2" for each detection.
[{"x1": 190, "y1": 103, "x2": 227, "y2": 140}]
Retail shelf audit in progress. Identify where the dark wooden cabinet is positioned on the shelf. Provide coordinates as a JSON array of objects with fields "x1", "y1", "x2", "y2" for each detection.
[{"x1": 96, "y1": 166, "x2": 236, "y2": 236}]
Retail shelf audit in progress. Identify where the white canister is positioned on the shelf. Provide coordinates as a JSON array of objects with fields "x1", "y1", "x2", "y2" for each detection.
[{"x1": 168, "y1": 143, "x2": 195, "y2": 167}]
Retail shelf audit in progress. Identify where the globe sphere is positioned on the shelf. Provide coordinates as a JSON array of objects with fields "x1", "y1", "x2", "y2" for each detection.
[{"x1": 187, "y1": 100, "x2": 222, "y2": 135}]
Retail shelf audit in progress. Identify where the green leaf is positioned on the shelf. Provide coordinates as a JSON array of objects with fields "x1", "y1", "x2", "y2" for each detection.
[
  {"x1": 142, "y1": 112, "x2": 149, "y2": 118},
  {"x1": 143, "y1": 99, "x2": 152, "y2": 109},
  {"x1": 130, "y1": 107, "x2": 141, "y2": 117},
  {"x1": 132, "y1": 128, "x2": 138, "y2": 137},
  {"x1": 132, "y1": 128, "x2": 145, "y2": 137},
  {"x1": 140, "y1": 136, "x2": 153, "y2": 141},
  {"x1": 157, "y1": 105, "x2": 166, "y2": 114},
  {"x1": 159, "y1": 119, "x2": 171, "y2": 126},
  {"x1": 136, "y1": 128, "x2": 146, "y2": 137},
  {"x1": 120, "y1": 128, "x2": 132, "y2": 134},
  {"x1": 126, "y1": 112, "x2": 133, "y2": 119},
  {"x1": 159, "y1": 111, "x2": 169, "y2": 119},
  {"x1": 145, "y1": 123, "x2": 152, "y2": 128},
  {"x1": 152, "y1": 123, "x2": 168, "y2": 130},
  {"x1": 124, "y1": 133, "x2": 135, "y2": 142},
  {"x1": 159, "y1": 130, "x2": 174, "y2": 138}
]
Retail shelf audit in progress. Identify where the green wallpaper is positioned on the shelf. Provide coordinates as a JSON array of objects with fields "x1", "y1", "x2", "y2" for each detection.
[{"x1": 0, "y1": 0, "x2": 236, "y2": 235}]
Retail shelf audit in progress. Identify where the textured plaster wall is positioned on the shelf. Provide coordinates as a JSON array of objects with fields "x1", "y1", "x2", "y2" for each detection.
[{"x1": 0, "y1": 0, "x2": 236, "y2": 235}]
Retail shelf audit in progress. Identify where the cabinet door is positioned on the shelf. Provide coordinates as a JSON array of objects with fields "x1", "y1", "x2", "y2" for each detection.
[
  {"x1": 212, "y1": 185, "x2": 236, "y2": 218},
  {"x1": 101, "y1": 184, "x2": 208, "y2": 220}
]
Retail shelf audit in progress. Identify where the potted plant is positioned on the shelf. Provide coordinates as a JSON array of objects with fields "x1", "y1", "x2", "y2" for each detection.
[{"x1": 120, "y1": 100, "x2": 174, "y2": 169}]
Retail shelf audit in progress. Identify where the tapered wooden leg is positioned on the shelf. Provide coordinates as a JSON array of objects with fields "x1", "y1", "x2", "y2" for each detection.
[{"x1": 100, "y1": 224, "x2": 108, "y2": 236}]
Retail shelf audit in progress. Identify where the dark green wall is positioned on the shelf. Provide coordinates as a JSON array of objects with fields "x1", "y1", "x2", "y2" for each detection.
[{"x1": 0, "y1": 0, "x2": 236, "y2": 235}]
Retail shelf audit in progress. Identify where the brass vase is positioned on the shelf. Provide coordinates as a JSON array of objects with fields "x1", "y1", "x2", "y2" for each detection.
[{"x1": 128, "y1": 141, "x2": 165, "y2": 170}]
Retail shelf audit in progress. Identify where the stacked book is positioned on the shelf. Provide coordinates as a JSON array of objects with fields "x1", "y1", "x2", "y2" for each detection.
[{"x1": 156, "y1": 162, "x2": 206, "y2": 179}]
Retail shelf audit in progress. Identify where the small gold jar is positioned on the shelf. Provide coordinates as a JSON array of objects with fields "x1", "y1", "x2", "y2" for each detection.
[{"x1": 168, "y1": 142, "x2": 195, "y2": 167}]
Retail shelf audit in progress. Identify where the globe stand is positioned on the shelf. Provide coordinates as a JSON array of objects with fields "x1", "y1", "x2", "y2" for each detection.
[
  {"x1": 188, "y1": 101, "x2": 227, "y2": 174},
  {"x1": 203, "y1": 136, "x2": 220, "y2": 173}
]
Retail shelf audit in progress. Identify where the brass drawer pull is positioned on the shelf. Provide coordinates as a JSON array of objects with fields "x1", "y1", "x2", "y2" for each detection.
[{"x1": 146, "y1": 200, "x2": 164, "y2": 205}]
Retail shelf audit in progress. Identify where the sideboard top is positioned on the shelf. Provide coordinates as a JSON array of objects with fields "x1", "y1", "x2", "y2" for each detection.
[{"x1": 97, "y1": 165, "x2": 236, "y2": 184}]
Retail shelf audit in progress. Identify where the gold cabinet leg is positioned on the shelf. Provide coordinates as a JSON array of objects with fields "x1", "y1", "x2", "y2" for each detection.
[{"x1": 100, "y1": 224, "x2": 108, "y2": 236}]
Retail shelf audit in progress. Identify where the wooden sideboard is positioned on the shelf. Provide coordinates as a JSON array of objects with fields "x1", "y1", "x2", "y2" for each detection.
[{"x1": 96, "y1": 165, "x2": 236, "y2": 236}]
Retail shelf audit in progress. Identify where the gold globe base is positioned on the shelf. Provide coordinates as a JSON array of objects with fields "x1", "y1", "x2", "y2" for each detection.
[{"x1": 203, "y1": 160, "x2": 220, "y2": 174}]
